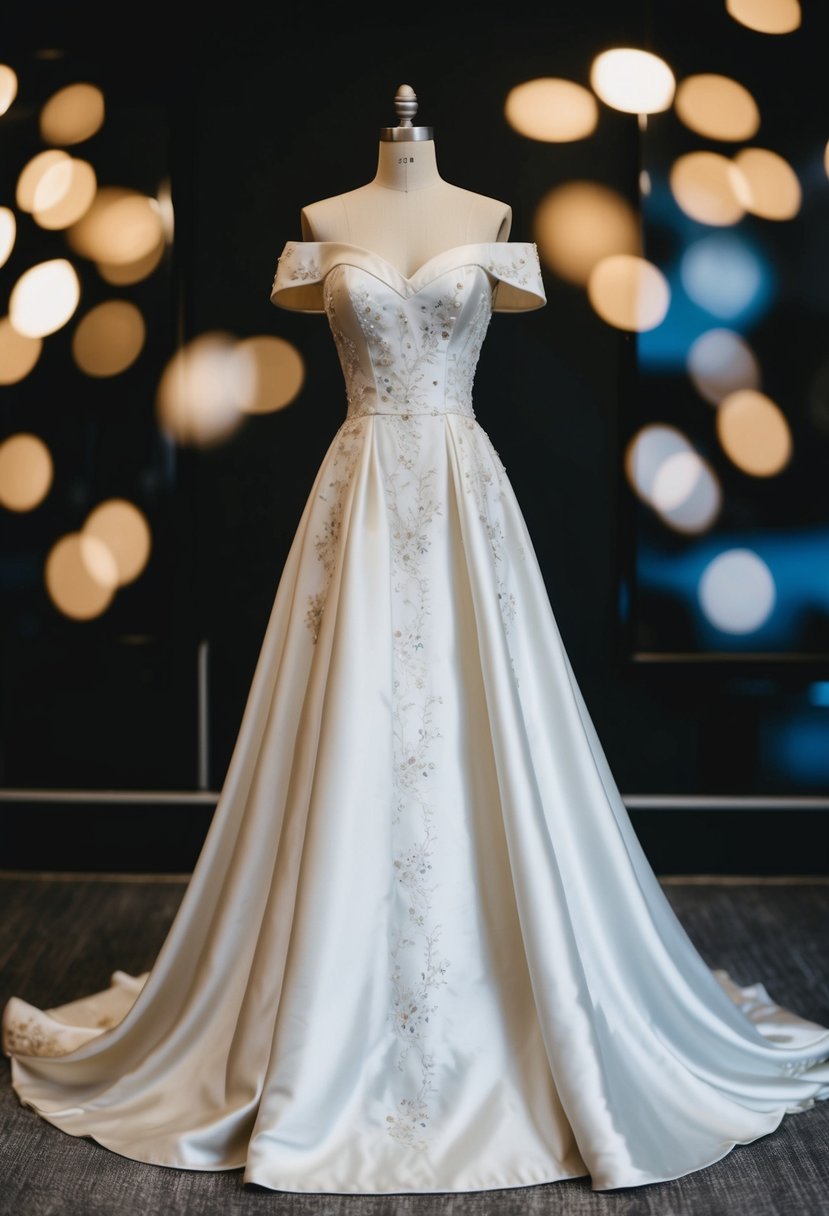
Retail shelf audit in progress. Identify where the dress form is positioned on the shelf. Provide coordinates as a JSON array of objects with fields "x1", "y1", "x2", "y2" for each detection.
[{"x1": 299, "y1": 84, "x2": 512, "y2": 275}]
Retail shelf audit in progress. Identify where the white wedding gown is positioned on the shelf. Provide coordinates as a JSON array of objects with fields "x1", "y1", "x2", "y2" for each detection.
[{"x1": 4, "y1": 240, "x2": 829, "y2": 1195}]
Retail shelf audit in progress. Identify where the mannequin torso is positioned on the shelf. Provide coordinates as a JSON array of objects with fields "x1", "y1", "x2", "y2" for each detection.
[{"x1": 300, "y1": 139, "x2": 512, "y2": 277}]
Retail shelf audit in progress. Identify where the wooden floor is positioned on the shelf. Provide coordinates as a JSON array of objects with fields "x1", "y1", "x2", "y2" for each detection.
[{"x1": 1, "y1": 873, "x2": 827, "y2": 1216}]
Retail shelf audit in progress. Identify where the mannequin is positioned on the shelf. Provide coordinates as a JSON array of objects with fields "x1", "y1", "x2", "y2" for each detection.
[
  {"x1": 4, "y1": 84, "x2": 828, "y2": 1200},
  {"x1": 299, "y1": 83, "x2": 512, "y2": 274}
]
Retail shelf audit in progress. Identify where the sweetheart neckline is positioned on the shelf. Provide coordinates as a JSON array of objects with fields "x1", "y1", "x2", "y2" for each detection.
[{"x1": 282, "y1": 239, "x2": 537, "y2": 287}]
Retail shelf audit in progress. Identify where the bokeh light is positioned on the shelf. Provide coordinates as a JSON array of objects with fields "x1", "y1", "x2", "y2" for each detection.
[
  {"x1": 9, "y1": 259, "x2": 81, "y2": 338},
  {"x1": 504, "y1": 78, "x2": 599, "y2": 142},
  {"x1": 715, "y1": 388, "x2": 793, "y2": 476},
  {"x1": 589, "y1": 48, "x2": 676, "y2": 114},
  {"x1": 0, "y1": 433, "x2": 53, "y2": 511},
  {"x1": 0, "y1": 65, "x2": 18, "y2": 116},
  {"x1": 16, "y1": 150, "x2": 70, "y2": 212},
  {"x1": 96, "y1": 237, "x2": 165, "y2": 285},
  {"x1": 625, "y1": 423, "x2": 693, "y2": 503},
  {"x1": 67, "y1": 186, "x2": 164, "y2": 265},
  {"x1": 674, "y1": 74, "x2": 760, "y2": 141},
  {"x1": 72, "y1": 300, "x2": 146, "y2": 377},
  {"x1": 0, "y1": 316, "x2": 43, "y2": 384},
  {"x1": 698, "y1": 548, "x2": 776, "y2": 633},
  {"x1": 0, "y1": 207, "x2": 16, "y2": 269},
  {"x1": 587, "y1": 254, "x2": 670, "y2": 331},
  {"x1": 83, "y1": 498, "x2": 152, "y2": 585},
  {"x1": 44, "y1": 532, "x2": 118, "y2": 620},
  {"x1": 32, "y1": 157, "x2": 97, "y2": 230},
  {"x1": 669, "y1": 151, "x2": 747, "y2": 225},
  {"x1": 725, "y1": 0, "x2": 801, "y2": 35},
  {"x1": 155, "y1": 177, "x2": 175, "y2": 244},
  {"x1": 732, "y1": 147, "x2": 801, "y2": 219},
  {"x1": 155, "y1": 331, "x2": 248, "y2": 447},
  {"x1": 680, "y1": 235, "x2": 765, "y2": 320},
  {"x1": 234, "y1": 336, "x2": 305, "y2": 413},
  {"x1": 624, "y1": 423, "x2": 721, "y2": 533},
  {"x1": 687, "y1": 328, "x2": 761, "y2": 404},
  {"x1": 533, "y1": 181, "x2": 640, "y2": 286},
  {"x1": 39, "y1": 82, "x2": 105, "y2": 145},
  {"x1": 652, "y1": 451, "x2": 722, "y2": 533}
]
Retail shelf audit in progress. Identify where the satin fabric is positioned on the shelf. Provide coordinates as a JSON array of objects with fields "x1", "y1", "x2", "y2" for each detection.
[{"x1": 4, "y1": 241, "x2": 828, "y2": 1194}]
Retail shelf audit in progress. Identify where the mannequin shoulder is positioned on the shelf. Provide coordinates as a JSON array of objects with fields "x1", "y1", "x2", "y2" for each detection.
[
  {"x1": 449, "y1": 186, "x2": 512, "y2": 242},
  {"x1": 300, "y1": 187, "x2": 371, "y2": 241}
]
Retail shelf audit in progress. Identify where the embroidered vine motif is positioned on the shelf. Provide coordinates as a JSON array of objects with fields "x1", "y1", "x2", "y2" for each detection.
[
  {"x1": 324, "y1": 270, "x2": 370, "y2": 416},
  {"x1": 383, "y1": 412, "x2": 448, "y2": 1150},
  {"x1": 305, "y1": 418, "x2": 364, "y2": 643},
  {"x1": 366, "y1": 281, "x2": 463, "y2": 416},
  {"x1": 455, "y1": 417, "x2": 520, "y2": 636},
  {"x1": 445, "y1": 284, "x2": 491, "y2": 414}
]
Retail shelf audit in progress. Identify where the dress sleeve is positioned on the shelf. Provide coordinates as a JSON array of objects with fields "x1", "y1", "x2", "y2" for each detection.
[
  {"x1": 269, "y1": 242, "x2": 326, "y2": 312},
  {"x1": 485, "y1": 243, "x2": 546, "y2": 312}
]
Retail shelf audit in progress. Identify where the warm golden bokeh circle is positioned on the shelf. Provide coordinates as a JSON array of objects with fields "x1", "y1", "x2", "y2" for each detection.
[
  {"x1": 16, "y1": 150, "x2": 70, "y2": 212},
  {"x1": 83, "y1": 498, "x2": 152, "y2": 585},
  {"x1": 0, "y1": 433, "x2": 54, "y2": 511},
  {"x1": 533, "y1": 182, "x2": 640, "y2": 286},
  {"x1": 0, "y1": 64, "x2": 18, "y2": 116},
  {"x1": 9, "y1": 259, "x2": 81, "y2": 338},
  {"x1": 669, "y1": 152, "x2": 747, "y2": 226},
  {"x1": 67, "y1": 186, "x2": 164, "y2": 265},
  {"x1": 587, "y1": 255, "x2": 670, "y2": 331},
  {"x1": 72, "y1": 300, "x2": 146, "y2": 377},
  {"x1": 715, "y1": 389, "x2": 793, "y2": 475},
  {"x1": 0, "y1": 316, "x2": 42, "y2": 385},
  {"x1": 733, "y1": 148, "x2": 801, "y2": 220},
  {"x1": 156, "y1": 332, "x2": 248, "y2": 447},
  {"x1": 0, "y1": 207, "x2": 16, "y2": 269},
  {"x1": 32, "y1": 158, "x2": 97, "y2": 230},
  {"x1": 39, "y1": 82, "x2": 105, "y2": 145},
  {"x1": 674, "y1": 74, "x2": 760, "y2": 141},
  {"x1": 725, "y1": 0, "x2": 801, "y2": 35},
  {"x1": 44, "y1": 532, "x2": 118, "y2": 620},
  {"x1": 504, "y1": 78, "x2": 598, "y2": 142},
  {"x1": 234, "y1": 336, "x2": 305, "y2": 413},
  {"x1": 589, "y1": 48, "x2": 676, "y2": 114},
  {"x1": 96, "y1": 237, "x2": 165, "y2": 285}
]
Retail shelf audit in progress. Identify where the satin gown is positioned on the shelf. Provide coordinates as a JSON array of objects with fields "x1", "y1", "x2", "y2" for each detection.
[{"x1": 3, "y1": 239, "x2": 829, "y2": 1195}]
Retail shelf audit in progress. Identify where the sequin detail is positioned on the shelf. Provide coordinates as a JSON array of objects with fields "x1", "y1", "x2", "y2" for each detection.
[{"x1": 383, "y1": 412, "x2": 448, "y2": 1150}]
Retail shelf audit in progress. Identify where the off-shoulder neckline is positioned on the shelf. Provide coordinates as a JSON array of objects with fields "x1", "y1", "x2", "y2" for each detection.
[{"x1": 278, "y1": 240, "x2": 538, "y2": 291}]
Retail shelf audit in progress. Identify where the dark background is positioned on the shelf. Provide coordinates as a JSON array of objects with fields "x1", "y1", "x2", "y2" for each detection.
[{"x1": 1, "y1": 2, "x2": 827, "y2": 872}]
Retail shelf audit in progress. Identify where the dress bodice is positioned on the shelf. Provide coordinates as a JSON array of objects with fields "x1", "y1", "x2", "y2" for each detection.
[{"x1": 270, "y1": 242, "x2": 546, "y2": 421}]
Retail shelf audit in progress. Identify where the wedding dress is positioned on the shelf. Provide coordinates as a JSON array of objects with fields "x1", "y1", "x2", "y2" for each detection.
[{"x1": 3, "y1": 239, "x2": 829, "y2": 1195}]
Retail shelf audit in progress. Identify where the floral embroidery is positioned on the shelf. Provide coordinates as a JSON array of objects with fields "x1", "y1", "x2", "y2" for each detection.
[
  {"x1": 277, "y1": 242, "x2": 321, "y2": 283},
  {"x1": 383, "y1": 412, "x2": 448, "y2": 1150},
  {"x1": 483, "y1": 242, "x2": 540, "y2": 290},
  {"x1": 322, "y1": 266, "x2": 479, "y2": 422},
  {"x1": 455, "y1": 418, "x2": 521, "y2": 638},
  {"x1": 324, "y1": 271, "x2": 370, "y2": 416},
  {"x1": 446, "y1": 285, "x2": 491, "y2": 414},
  {"x1": 304, "y1": 418, "x2": 363, "y2": 643}
]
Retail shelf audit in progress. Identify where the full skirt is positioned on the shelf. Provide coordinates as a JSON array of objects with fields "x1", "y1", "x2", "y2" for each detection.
[{"x1": 4, "y1": 411, "x2": 829, "y2": 1193}]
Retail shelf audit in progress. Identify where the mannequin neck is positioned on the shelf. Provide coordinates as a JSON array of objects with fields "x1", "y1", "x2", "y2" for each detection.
[{"x1": 372, "y1": 139, "x2": 443, "y2": 192}]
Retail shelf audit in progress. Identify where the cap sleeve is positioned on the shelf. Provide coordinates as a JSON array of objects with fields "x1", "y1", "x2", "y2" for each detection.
[
  {"x1": 485, "y1": 243, "x2": 546, "y2": 312},
  {"x1": 270, "y1": 242, "x2": 325, "y2": 312}
]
